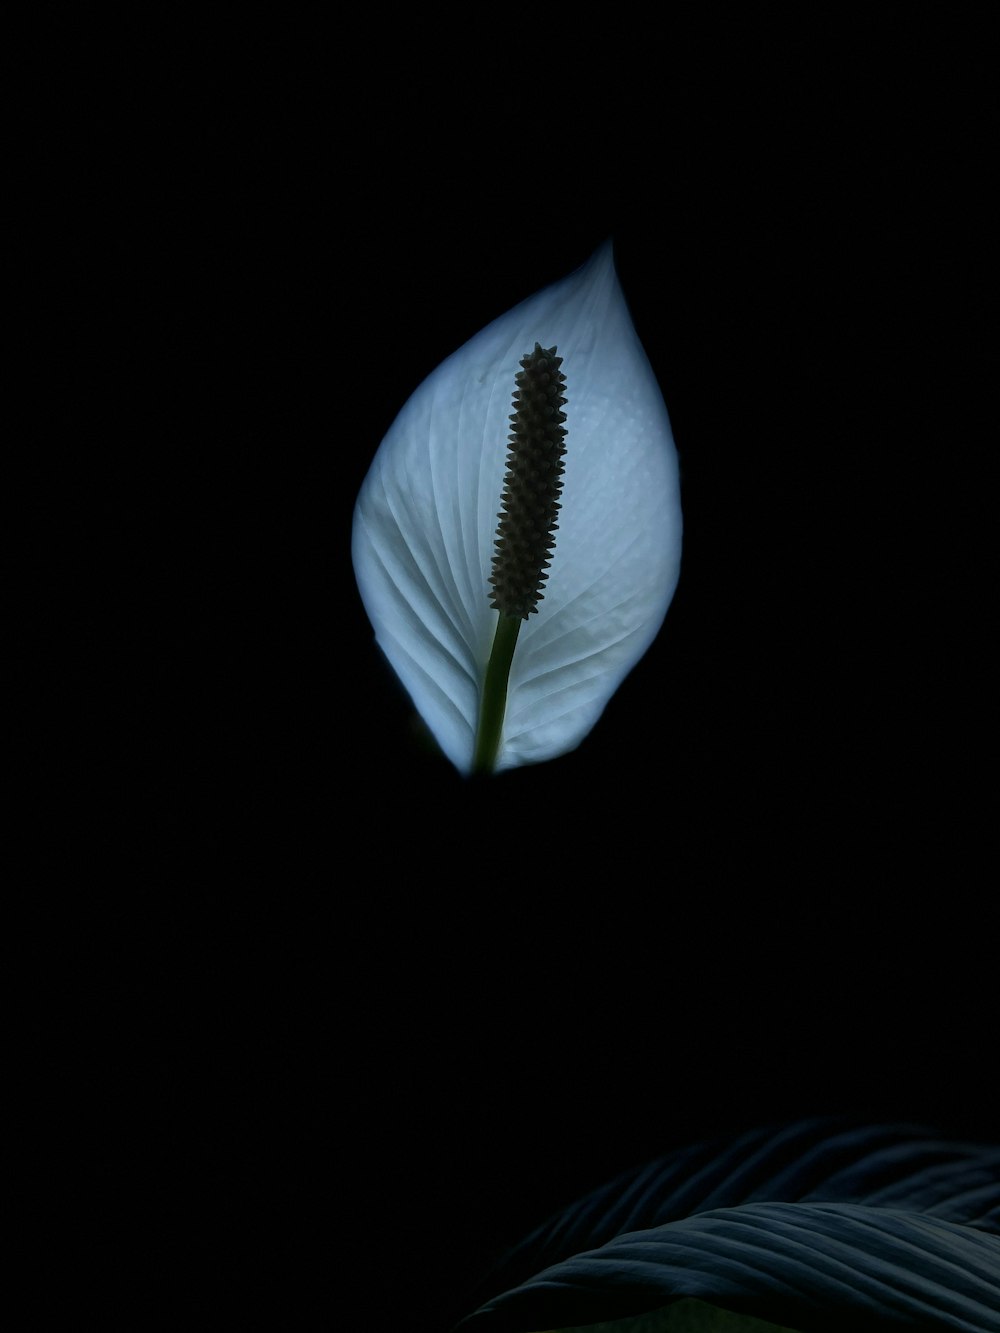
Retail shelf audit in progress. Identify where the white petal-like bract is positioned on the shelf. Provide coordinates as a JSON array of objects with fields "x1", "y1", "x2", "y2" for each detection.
[{"x1": 352, "y1": 241, "x2": 682, "y2": 774}]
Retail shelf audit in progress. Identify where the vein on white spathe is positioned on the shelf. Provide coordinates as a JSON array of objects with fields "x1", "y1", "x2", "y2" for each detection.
[{"x1": 352, "y1": 241, "x2": 683, "y2": 774}]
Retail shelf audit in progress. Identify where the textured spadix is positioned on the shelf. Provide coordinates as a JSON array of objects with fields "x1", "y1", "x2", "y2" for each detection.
[{"x1": 352, "y1": 241, "x2": 682, "y2": 774}]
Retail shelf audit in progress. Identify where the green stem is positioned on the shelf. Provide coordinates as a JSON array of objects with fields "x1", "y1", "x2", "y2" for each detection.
[{"x1": 472, "y1": 613, "x2": 522, "y2": 776}]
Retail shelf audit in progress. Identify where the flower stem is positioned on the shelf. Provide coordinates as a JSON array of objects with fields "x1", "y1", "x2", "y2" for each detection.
[{"x1": 472, "y1": 612, "x2": 521, "y2": 776}]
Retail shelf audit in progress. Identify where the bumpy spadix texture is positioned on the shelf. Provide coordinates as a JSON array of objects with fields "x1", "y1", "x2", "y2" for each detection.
[
  {"x1": 489, "y1": 343, "x2": 567, "y2": 620},
  {"x1": 352, "y1": 241, "x2": 682, "y2": 774}
]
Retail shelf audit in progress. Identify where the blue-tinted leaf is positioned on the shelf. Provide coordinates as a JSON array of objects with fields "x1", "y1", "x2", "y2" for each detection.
[
  {"x1": 479, "y1": 1119, "x2": 999, "y2": 1306},
  {"x1": 458, "y1": 1202, "x2": 1000, "y2": 1333},
  {"x1": 457, "y1": 1121, "x2": 1000, "y2": 1332}
]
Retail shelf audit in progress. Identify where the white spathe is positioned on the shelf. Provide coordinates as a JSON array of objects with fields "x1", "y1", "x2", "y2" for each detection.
[{"x1": 352, "y1": 241, "x2": 682, "y2": 774}]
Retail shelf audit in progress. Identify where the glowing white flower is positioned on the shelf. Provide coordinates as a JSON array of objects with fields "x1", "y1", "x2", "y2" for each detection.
[{"x1": 352, "y1": 241, "x2": 682, "y2": 775}]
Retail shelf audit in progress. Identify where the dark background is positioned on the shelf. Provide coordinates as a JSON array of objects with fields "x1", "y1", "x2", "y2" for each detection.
[{"x1": 46, "y1": 11, "x2": 994, "y2": 1331}]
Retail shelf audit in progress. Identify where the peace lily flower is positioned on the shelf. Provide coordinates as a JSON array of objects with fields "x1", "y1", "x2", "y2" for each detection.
[{"x1": 352, "y1": 241, "x2": 682, "y2": 775}]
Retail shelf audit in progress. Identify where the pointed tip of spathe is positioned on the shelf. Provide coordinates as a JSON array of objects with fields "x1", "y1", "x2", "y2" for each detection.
[
  {"x1": 516, "y1": 236, "x2": 618, "y2": 311},
  {"x1": 573, "y1": 234, "x2": 617, "y2": 281}
]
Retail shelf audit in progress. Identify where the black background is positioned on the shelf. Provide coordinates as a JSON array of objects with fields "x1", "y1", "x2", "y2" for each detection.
[{"x1": 46, "y1": 11, "x2": 995, "y2": 1331}]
